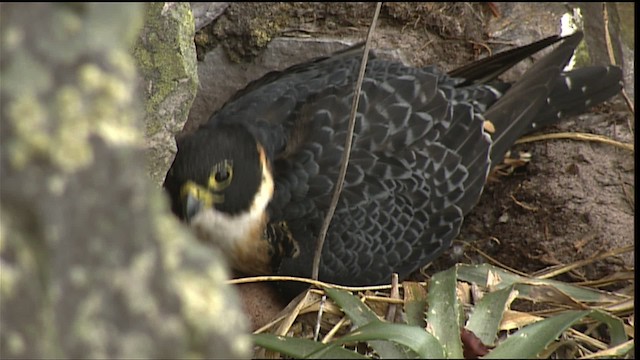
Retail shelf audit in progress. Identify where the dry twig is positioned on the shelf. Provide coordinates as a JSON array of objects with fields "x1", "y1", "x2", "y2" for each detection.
[
  {"x1": 312, "y1": 2, "x2": 383, "y2": 280},
  {"x1": 515, "y1": 132, "x2": 634, "y2": 152}
]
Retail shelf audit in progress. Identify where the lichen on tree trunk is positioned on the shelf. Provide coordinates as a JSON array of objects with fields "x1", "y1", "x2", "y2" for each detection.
[{"x1": 0, "y1": 3, "x2": 250, "y2": 359}]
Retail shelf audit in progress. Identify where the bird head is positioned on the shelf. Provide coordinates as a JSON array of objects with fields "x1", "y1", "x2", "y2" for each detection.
[{"x1": 163, "y1": 124, "x2": 276, "y2": 274}]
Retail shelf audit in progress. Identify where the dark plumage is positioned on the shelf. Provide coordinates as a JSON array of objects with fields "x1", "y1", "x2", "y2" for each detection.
[{"x1": 163, "y1": 31, "x2": 623, "y2": 293}]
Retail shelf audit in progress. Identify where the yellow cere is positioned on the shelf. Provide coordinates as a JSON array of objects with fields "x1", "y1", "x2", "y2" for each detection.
[{"x1": 180, "y1": 181, "x2": 224, "y2": 207}]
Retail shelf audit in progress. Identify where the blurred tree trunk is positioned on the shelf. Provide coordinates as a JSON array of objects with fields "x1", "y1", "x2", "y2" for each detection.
[{"x1": 0, "y1": 3, "x2": 250, "y2": 359}]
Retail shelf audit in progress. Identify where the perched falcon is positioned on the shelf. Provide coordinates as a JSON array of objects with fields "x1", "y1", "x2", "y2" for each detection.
[{"x1": 163, "y1": 31, "x2": 622, "y2": 294}]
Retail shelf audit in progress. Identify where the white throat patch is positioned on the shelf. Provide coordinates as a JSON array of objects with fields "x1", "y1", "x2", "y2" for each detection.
[{"x1": 189, "y1": 145, "x2": 275, "y2": 273}]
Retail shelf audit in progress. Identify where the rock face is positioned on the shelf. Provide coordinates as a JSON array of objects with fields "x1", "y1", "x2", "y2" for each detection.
[
  {"x1": 187, "y1": 37, "x2": 355, "y2": 133},
  {"x1": 135, "y1": 3, "x2": 200, "y2": 186},
  {"x1": 0, "y1": 3, "x2": 250, "y2": 359}
]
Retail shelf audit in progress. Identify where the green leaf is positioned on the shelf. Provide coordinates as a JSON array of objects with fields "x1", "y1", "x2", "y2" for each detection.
[
  {"x1": 252, "y1": 333, "x2": 368, "y2": 359},
  {"x1": 587, "y1": 309, "x2": 628, "y2": 347},
  {"x1": 323, "y1": 287, "x2": 411, "y2": 358},
  {"x1": 466, "y1": 285, "x2": 516, "y2": 346},
  {"x1": 310, "y1": 321, "x2": 444, "y2": 359},
  {"x1": 323, "y1": 287, "x2": 380, "y2": 325},
  {"x1": 485, "y1": 310, "x2": 591, "y2": 359},
  {"x1": 426, "y1": 266, "x2": 464, "y2": 358}
]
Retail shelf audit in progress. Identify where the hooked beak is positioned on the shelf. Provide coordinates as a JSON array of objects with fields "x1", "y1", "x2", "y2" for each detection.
[{"x1": 183, "y1": 192, "x2": 202, "y2": 223}]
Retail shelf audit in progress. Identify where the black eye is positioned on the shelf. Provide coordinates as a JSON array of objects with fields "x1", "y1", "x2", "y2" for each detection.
[
  {"x1": 215, "y1": 167, "x2": 229, "y2": 182},
  {"x1": 208, "y1": 161, "x2": 233, "y2": 190}
]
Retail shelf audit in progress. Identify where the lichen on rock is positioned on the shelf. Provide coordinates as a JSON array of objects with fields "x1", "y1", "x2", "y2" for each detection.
[{"x1": 133, "y1": 2, "x2": 199, "y2": 186}]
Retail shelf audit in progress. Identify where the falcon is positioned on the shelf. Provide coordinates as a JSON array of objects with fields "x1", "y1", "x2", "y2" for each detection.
[{"x1": 163, "y1": 31, "x2": 623, "y2": 293}]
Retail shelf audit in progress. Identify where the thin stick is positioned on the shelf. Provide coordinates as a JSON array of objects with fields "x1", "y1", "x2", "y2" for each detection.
[
  {"x1": 311, "y1": 2, "x2": 383, "y2": 281},
  {"x1": 514, "y1": 131, "x2": 634, "y2": 152},
  {"x1": 532, "y1": 244, "x2": 633, "y2": 280},
  {"x1": 228, "y1": 274, "x2": 397, "y2": 292},
  {"x1": 620, "y1": 88, "x2": 635, "y2": 118},
  {"x1": 602, "y1": 3, "x2": 616, "y2": 65},
  {"x1": 322, "y1": 316, "x2": 349, "y2": 344},
  {"x1": 385, "y1": 273, "x2": 400, "y2": 322},
  {"x1": 313, "y1": 294, "x2": 327, "y2": 341}
]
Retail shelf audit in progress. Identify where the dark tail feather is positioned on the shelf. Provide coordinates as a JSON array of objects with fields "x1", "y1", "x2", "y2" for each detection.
[
  {"x1": 455, "y1": 32, "x2": 622, "y2": 215},
  {"x1": 448, "y1": 35, "x2": 564, "y2": 86},
  {"x1": 525, "y1": 65, "x2": 624, "y2": 133},
  {"x1": 450, "y1": 32, "x2": 584, "y2": 215},
  {"x1": 484, "y1": 32, "x2": 585, "y2": 167}
]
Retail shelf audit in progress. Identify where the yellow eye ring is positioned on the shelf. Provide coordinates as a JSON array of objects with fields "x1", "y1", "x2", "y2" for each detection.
[{"x1": 208, "y1": 160, "x2": 233, "y2": 191}]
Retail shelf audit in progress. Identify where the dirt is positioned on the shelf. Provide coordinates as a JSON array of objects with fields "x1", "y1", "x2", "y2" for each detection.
[{"x1": 192, "y1": 2, "x2": 634, "y2": 309}]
